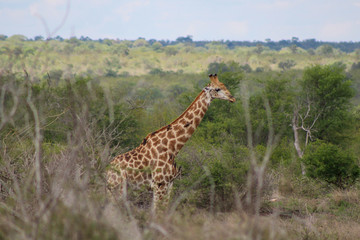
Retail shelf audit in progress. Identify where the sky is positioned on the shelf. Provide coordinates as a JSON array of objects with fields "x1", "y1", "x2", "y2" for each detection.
[{"x1": 0, "y1": 0, "x2": 360, "y2": 42}]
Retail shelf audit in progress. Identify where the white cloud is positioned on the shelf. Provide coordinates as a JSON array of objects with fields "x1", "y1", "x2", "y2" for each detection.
[
  {"x1": 319, "y1": 22, "x2": 355, "y2": 41},
  {"x1": 185, "y1": 20, "x2": 248, "y2": 40},
  {"x1": 354, "y1": 1, "x2": 360, "y2": 7},
  {"x1": 0, "y1": 7, "x2": 31, "y2": 25},
  {"x1": 29, "y1": 0, "x2": 66, "y2": 18},
  {"x1": 0, "y1": 0, "x2": 26, "y2": 2},
  {"x1": 115, "y1": 0, "x2": 150, "y2": 22},
  {"x1": 44, "y1": 0, "x2": 67, "y2": 6},
  {"x1": 226, "y1": 21, "x2": 248, "y2": 36},
  {"x1": 273, "y1": 0, "x2": 291, "y2": 8},
  {"x1": 255, "y1": 0, "x2": 294, "y2": 10},
  {"x1": 85, "y1": 0, "x2": 112, "y2": 5},
  {"x1": 0, "y1": 7, "x2": 38, "y2": 37},
  {"x1": 29, "y1": 4, "x2": 38, "y2": 16}
]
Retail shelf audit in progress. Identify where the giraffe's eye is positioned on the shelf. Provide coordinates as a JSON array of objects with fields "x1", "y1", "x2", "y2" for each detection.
[{"x1": 215, "y1": 88, "x2": 221, "y2": 92}]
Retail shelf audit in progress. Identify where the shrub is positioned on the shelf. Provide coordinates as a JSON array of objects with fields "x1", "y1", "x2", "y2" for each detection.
[
  {"x1": 149, "y1": 68, "x2": 164, "y2": 75},
  {"x1": 278, "y1": 60, "x2": 296, "y2": 71},
  {"x1": 164, "y1": 46, "x2": 178, "y2": 56},
  {"x1": 351, "y1": 62, "x2": 360, "y2": 71},
  {"x1": 105, "y1": 68, "x2": 118, "y2": 77},
  {"x1": 303, "y1": 141, "x2": 360, "y2": 188},
  {"x1": 174, "y1": 143, "x2": 249, "y2": 211}
]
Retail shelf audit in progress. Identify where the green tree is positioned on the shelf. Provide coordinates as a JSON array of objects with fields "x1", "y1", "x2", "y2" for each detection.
[
  {"x1": 250, "y1": 76, "x2": 294, "y2": 145},
  {"x1": 152, "y1": 42, "x2": 163, "y2": 52},
  {"x1": 164, "y1": 46, "x2": 178, "y2": 56},
  {"x1": 291, "y1": 37, "x2": 299, "y2": 42},
  {"x1": 207, "y1": 61, "x2": 243, "y2": 77},
  {"x1": 46, "y1": 69, "x2": 63, "y2": 84},
  {"x1": 254, "y1": 44, "x2": 264, "y2": 54},
  {"x1": 133, "y1": 38, "x2": 148, "y2": 47},
  {"x1": 7, "y1": 34, "x2": 27, "y2": 42},
  {"x1": 317, "y1": 44, "x2": 333, "y2": 56},
  {"x1": 301, "y1": 64, "x2": 354, "y2": 144},
  {"x1": 103, "y1": 39, "x2": 113, "y2": 46},
  {"x1": 303, "y1": 141, "x2": 359, "y2": 188},
  {"x1": 307, "y1": 48, "x2": 315, "y2": 55},
  {"x1": 12, "y1": 46, "x2": 23, "y2": 58},
  {"x1": 292, "y1": 64, "x2": 355, "y2": 175},
  {"x1": 355, "y1": 48, "x2": 360, "y2": 60},
  {"x1": 0, "y1": 34, "x2": 8, "y2": 40},
  {"x1": 241, "y1": 64, "x2": 252, "y2": 73},
  {"x1": 67, "y1": 37, "x2": 81, "y2": 46},
  {"x1": 176, "y1": 35, "x2": 193, "y2": 43},
  {"x1": 289, "y1": 44, "x2": 298, "y2": 54},
  {"x1": 34, "y1": 35, "x2": 44, "y2": 41},
  {"x1": 112, "y1": 44, "x2": 129, "y2": 56}
]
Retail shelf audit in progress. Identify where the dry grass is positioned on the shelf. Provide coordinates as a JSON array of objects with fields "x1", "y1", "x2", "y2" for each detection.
[{"x1": 280, "y1": 212, "x2": 360, "y2": 240}]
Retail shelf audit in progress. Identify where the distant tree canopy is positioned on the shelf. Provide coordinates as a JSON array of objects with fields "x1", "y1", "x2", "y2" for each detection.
[
  {"x1": 34, "y1": 35, "x2": 44, "y2": 41},
  {"x1": 0, "y1": 34, "x2": 8, "y2": 41},
  {"x1": 6, "y1": 34, "x2": 27, "y2": 42},
  {"x1": 176, "y1": 35, "x2": 193, "y2": 43},
  {"x1": 2, "y1": 34, "x2": 360, "y2": 52}
]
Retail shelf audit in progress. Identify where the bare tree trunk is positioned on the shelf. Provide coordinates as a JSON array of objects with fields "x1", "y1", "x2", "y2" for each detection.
[{"x1": 292, "y1": 110, "x2": 306, "y2": 175}]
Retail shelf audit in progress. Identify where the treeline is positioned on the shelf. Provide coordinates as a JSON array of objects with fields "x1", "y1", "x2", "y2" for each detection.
[{"x1": 1, "y1": 34, "x2": 360, "y2": 52}]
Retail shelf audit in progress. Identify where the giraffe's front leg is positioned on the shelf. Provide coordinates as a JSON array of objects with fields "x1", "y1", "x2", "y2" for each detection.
[
  {"x1": 152, "y1": 181, "x2": 173, "y2": 213},
  {"x1": 151, "y1": 162, "x2": 182, "y2": 212}
]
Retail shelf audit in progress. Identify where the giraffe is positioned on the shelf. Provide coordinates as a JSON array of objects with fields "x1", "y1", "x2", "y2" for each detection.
[{"x1": 106, "y1": 73, "x2": 236, "y2": 211}]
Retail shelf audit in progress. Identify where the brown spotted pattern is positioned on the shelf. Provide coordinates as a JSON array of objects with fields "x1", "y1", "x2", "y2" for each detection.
[{"x1": 106, "y1": 74, "x2": 235, "y2": 211}]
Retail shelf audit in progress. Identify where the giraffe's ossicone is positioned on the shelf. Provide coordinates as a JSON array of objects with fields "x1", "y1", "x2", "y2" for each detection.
[{"x1": 106, "y1": 74, "x2": 236, "y2": 211}]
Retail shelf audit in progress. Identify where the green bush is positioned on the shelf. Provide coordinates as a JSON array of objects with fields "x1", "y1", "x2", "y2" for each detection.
[
  {"x1": 303, "y1": 141, "x2": 360, "y2": 188},
  {"x1": 174, "y1": 143, "x2": 249, "y2": 211}
]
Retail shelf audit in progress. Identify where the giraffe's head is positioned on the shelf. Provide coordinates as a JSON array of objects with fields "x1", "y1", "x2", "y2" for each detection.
[{"x1": 205, "y1": 74, "x2": 236, "y2": 103}]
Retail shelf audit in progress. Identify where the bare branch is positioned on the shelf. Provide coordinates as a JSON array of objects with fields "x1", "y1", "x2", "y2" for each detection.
[
  {"x1": 33, "y1": 0, "x2": 70, "y2": 39},
  {"x1": 25, "y1": 72, "x2": 43, "y2": 199}
]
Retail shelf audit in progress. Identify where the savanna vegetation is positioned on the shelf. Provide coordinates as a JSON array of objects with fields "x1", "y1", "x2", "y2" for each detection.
[{"x1": 1, "y1": 35, "x2": 360, "y2": 239}]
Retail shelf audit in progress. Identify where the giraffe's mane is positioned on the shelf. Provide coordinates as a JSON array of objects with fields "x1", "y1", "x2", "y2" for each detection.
[{"x1": 144, "y1": 89, "x2": 206, "y2": 140}]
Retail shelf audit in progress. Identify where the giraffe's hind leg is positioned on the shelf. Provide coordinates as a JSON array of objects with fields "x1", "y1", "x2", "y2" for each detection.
[{"x1": 106, "y1": 169, "x2": 127, "y2": 202}]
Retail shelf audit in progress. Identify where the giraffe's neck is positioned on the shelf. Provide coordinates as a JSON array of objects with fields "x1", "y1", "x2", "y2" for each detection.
[{"x1": 143, "y1": 89, "x2": 212, "y2": 157}]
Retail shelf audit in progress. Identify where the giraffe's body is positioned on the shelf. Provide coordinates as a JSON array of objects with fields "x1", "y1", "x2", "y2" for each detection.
[{"x1": 106, "y1": 74, "x2": 235, "y2": 210}]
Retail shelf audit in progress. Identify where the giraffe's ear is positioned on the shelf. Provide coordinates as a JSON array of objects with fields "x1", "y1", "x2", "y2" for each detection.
[{"x1": 204, "y1": 87, "x2": 210, "y2": 91}]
